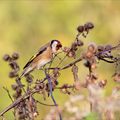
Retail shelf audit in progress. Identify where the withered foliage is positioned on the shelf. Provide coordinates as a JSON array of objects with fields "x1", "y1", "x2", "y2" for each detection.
[{"x1": 1, "y1": 22, "x2": 120, "y2": 120}]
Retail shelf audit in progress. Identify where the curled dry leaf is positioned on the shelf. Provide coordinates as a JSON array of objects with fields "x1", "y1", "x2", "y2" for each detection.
[
  {"x1": 113, "y1": 72, "x2": 120, "y2": 83},
  {"x1": 98, "y1": 80, "x2": 107, "y2": 88},
  {"x1": 62, "y1": 47, "x2": 71, "y2": 53},
  {"x1": 3, "y1": 54, "x2": 11, "y2": 61},
  {"x1": 71, "y1": 64, "x2": 79, "y2": 81},
  {"x1": 12, "y1": 52, "x2": 19, "y2": 60},
  {"x1": 74, "y1": 81, "x2": 81, "y2": 90},
  {"x1": 88, "y1": 43, "x2": 97, "y2": 54}
]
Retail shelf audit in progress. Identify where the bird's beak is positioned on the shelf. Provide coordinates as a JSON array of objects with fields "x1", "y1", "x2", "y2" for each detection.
[
  {"x1": 58, "y1": 43, "x2": 62, "y2": 48},
  {"x1": 56, "y1": 43, "x2": 62, "y2": 50}
]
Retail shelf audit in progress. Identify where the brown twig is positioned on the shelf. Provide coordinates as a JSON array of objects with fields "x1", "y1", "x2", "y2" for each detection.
[
  {"x1": 0, "y1": 89, "x2": 39, "y2": 116},
  {"x1": 44, "y1": 69, "x2": 62, "y2": 120},
  {"x1": 36, "y1": 100, "x2": 57, "y2": 107},
  {"x1": 60, "y1": 56, "x2": 83, "y2": 70}
]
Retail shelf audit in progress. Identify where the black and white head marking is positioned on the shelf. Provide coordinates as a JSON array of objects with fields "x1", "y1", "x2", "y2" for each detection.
[{"x1": 50, "y1": 40, "x2": 62, "y2": 53}]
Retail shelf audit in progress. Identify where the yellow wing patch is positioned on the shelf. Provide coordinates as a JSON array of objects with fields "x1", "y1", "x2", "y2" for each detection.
[{"x1": 23, "y1": 47, "x2": 47, "y2": 69}]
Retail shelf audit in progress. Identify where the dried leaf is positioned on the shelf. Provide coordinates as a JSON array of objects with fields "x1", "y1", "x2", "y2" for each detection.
[{"x1": 71, "y1": 64, "x2": 79, "y2": 81}]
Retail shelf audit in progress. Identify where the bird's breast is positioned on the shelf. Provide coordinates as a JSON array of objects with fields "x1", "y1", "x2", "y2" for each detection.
[
  {"x1": 36, "y1": 59, "x2": 51, "y2": 69},
  {"x1": 34, "y1": 47, "x2": 53, "y2": 69}
]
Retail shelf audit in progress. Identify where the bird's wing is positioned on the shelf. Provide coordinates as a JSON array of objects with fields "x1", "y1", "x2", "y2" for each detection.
[{"x1": 23, "y1": 43, "x2": 49, "y2": 69}]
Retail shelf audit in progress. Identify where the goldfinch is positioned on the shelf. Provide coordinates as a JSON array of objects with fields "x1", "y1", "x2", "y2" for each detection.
[{"x1": 20, "y1": 40, "x2": 62, "y2": 77}]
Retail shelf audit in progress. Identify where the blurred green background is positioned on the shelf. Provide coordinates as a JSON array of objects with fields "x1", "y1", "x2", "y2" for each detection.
[{"x1": 0, "y1": 0, "x2": 120, "y2": 119}]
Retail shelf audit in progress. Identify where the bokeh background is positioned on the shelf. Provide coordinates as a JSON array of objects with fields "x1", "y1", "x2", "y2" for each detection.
[{"x1": 0, "y1": 0, "x2": 120, "y2": 119}]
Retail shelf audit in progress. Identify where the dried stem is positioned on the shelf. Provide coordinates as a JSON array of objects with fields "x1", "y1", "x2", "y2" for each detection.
[
  {"x1": 1, "y1": 22, "x2": 120, "y2": 120},
  {"x1": 3, "y1": 87, "x2": 13, "y2": 102},
  {"x1": 0, "y1": 89, "x2": 39, "y2": 116},
  {"x1": 44, "y1": 69, "x2": 62, "y2": 120}
]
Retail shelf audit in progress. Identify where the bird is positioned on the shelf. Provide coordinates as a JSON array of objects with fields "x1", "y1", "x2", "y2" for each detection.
[{"x1": 20, "y1": 40, "x2": 62, "y2": 78}]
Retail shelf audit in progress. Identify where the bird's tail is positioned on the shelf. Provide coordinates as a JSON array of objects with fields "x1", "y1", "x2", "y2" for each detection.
[
  {"x1": 19, "y1": 67, "x2": 33, "y2": 78},
  {"x1": 19, "y1": 70, "x2": 25, "y2": 78}
]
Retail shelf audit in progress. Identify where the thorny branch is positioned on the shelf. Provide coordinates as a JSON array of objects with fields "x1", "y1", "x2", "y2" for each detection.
[{"x1": 1, "y1": 22, "x2": 120, "y2": 120}]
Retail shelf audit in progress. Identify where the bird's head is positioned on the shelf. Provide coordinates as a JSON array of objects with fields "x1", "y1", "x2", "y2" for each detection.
[{"x1": 50, "y1": 40, "x2": 62, "y2": 53}]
